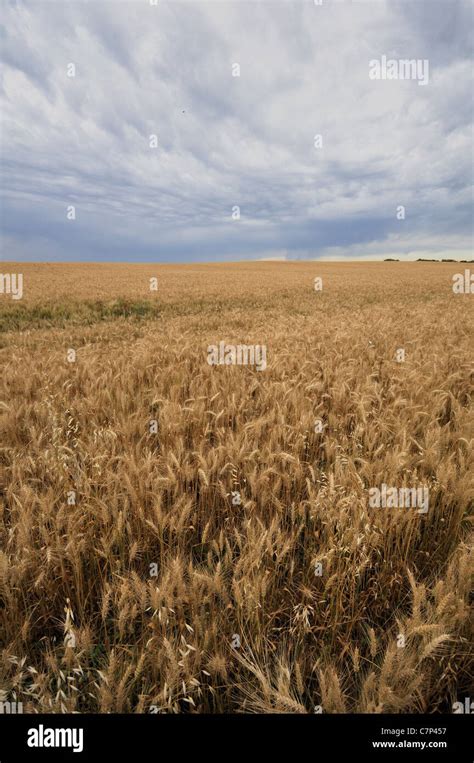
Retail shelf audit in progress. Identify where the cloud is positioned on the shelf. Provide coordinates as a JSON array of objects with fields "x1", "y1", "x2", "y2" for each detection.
[{"x1": 1, "y1": 0, "x2": 472, "y2": 262}]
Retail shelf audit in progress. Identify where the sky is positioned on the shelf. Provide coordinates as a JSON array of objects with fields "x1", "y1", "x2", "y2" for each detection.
[{"x1": 0, "y1": 0, "x2": 473, "y2": 263}]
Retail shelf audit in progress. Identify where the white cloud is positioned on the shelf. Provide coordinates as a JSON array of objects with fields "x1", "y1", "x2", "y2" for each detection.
[{"x1": 0, "y1": 0, "x2": 472, "y2": 262}]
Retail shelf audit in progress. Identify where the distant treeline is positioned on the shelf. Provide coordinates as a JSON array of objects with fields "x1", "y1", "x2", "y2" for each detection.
[{"x1": 383, "y1": 258, "x2": 473, "y2": 263}]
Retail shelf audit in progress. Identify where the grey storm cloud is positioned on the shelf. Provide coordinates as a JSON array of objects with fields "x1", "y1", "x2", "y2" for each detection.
[{"x1": 0, "y1": 0, "x2": 472, "y2": 262}]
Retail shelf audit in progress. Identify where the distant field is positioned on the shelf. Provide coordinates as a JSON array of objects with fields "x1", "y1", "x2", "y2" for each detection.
[
  {"x1": 0, "y1": 261, "x2": 472, "y2": 713},
  {"x1": 0, "y1": 260, "x2": 470, "y2": 331}
]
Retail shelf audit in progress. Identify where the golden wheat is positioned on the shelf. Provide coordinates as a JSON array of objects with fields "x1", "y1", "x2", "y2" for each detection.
[{"x1": 0, "y1": 261, "x2": 472, "y2": 713}]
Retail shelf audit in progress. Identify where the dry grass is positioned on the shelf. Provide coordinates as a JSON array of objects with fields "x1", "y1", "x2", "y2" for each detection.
[{"x1": 0, "y1": 261, "x2": 472, "y2": 713}]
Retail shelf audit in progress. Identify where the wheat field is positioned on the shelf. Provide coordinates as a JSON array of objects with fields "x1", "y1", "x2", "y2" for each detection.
[{"x1": 0, "y1": 261, "x2": 472, "y2": 714}]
